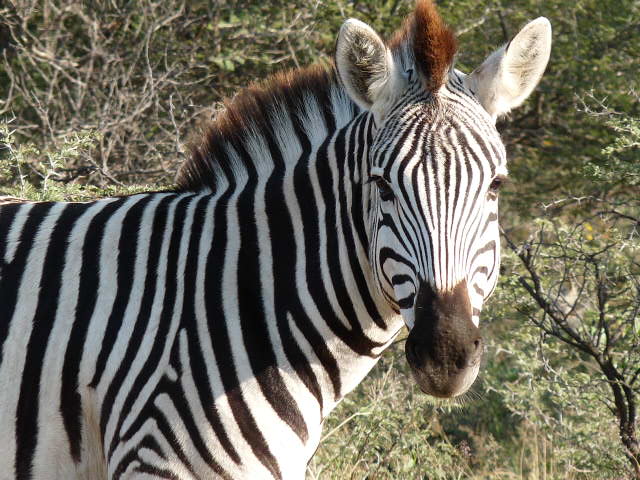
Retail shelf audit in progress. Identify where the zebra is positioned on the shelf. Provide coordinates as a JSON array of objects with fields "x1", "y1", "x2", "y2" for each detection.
[{"x1": 0, "y1": 1, "x2": 551, "y2": 478}]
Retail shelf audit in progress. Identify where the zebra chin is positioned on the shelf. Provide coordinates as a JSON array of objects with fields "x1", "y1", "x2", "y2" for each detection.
[{"x1": 403, "y1": 281, "x2": 483, "y2": 398}]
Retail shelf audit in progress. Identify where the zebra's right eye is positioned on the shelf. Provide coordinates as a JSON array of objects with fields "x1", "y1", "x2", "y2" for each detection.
[{"x1": 373, "y1": 176, "x2": 395, "y2": 202}]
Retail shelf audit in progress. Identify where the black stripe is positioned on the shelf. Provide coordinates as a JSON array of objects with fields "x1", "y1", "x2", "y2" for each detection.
[
  {"x1": 133, "y1": 464, "x2": 179, "y2": 480},
  {"x1": 317, "y1": 132, "x2": 384, "y2": 355},
  {"x1": 292, "y1": 115, "x2": 343, "y2": 399},
  {"x1": 0, "y1": 203, "x2": 20, "y2": 266},
  {"x1": 263, "y1": 113, "x2": 325, "y2": 410},
  {"x1": 396, "y1": 119, "x2": 429, "y2": 271},
  {"x1": 235, "y1": 137, "x2": 309, "y2": 442},
  {"x1": 0, "y1": 204, "x2": 51, "y2": 366},
  {"x1": 2, "y1": 202, "x2": 52, "y2": 478},
  {"x1": 339, "y1": 116, "x2": 387, "y2": 329},
  {"x1": 162, "y1": 370, "x2": 233, "y2": 479},
  {"x1": 90, "y1": 195, "x2": 156, "y2": 388},
  {"x1": 352, "y1": 115, "x2": 375, "y2": 251},
  {"x1": 112, "y1": 399, "x2": 199, "y2": 480},
  {"x1": 112, "y1": 449, "x2": 142, "y2": 479},
  {"x1": 139, "y1": 434, "x2": 166, "y2": 460},
  {"x1": 113, "y1": 196, "x2": 191, "y2": 454},
  {"x1": 450, "y1": 129, "x2": 465, "y2": 274},
  {"x1": 179, "y1": 196, "x2": 241, "y2": 464},
  {"x1": 205, "y1": 172, "x2": 283, "y2": 479}
]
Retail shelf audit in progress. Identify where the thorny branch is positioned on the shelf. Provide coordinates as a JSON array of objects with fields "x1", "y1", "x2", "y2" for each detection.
[
  {"x1": 0, "y1": 1, "x2": 321, "y2": 189},
  {"x1": 501, "y1": 209, "x2": 640, "y2": 476}
]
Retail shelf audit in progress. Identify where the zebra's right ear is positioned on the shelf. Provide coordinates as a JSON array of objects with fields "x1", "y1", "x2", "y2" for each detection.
[{"x1": 335, "y1": 19, "x2": 394, "y2": 111}]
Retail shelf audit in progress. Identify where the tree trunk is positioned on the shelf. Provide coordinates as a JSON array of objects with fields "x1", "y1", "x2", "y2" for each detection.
[{"x1": 600, "y1": 359, "x2": 640, "y2": 478}]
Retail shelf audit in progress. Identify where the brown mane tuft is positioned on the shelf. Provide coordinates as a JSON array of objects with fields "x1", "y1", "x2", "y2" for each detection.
[
  {"x1": 176, "y1": 63, "x2": 339, "y2": 192},
  {"x1": 390, "y1": 0, "x2": 457, "y2": 90}
]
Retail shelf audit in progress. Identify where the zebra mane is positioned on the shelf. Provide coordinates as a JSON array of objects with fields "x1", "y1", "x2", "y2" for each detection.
[
  {"x1": 176, "y1": 63, "x2": 353, "y2": 192},
  {"x1": 176, "y1": 0, "x2": 456, "y2": 193},
  {"x1": 389, "y1": 0, "x2": 457, "y2": 91}
]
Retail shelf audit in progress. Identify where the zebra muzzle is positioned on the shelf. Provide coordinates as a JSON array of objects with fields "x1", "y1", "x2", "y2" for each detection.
[{"x1": 404, "y1": 282, "x2": 483, "y2": 398}]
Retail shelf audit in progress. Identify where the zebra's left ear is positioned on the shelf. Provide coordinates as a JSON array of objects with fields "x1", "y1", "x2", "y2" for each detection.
[
  {"x1": 465, "y1": 17, "x2": 552, "y2": 119},
  {"x1": 335, "y1": 19, "x2": 396, "y2": 113}
]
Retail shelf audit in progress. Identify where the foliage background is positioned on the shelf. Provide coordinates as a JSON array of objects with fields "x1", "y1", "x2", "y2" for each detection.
[{"x1": 1, "y1": 0, "x2": 639, "y2": 478}]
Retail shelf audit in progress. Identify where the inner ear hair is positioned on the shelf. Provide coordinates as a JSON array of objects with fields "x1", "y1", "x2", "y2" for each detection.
[
  {"x1": 336, "y1": 19, "x2": 390, "y2": 109},
  {"x1": 466, "y1": 17, "x2": 551, "y2": 119},
  {"x1": 346, "y1": 29, "x2": 388, "y2": 103}
]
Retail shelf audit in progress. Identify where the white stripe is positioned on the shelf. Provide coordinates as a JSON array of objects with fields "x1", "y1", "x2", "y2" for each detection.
[{"x1": 4, "y1": 202, "x2": 35, "y2": 263}]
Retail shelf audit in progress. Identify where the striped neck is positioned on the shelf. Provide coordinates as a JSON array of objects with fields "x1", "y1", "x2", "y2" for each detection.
[{"x1": 176, "y1": 66, "x2": 405, "y2": 407}]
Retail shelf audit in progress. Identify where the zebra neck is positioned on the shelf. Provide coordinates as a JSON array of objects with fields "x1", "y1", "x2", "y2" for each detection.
[
  {"x1": 303, "y1": 111, "x2": 405, "y2": 405},
  {"x1": 174, "y1": 68, "x2": 405, "y2": 415},
  {"x1": 193, "y1": 91, "x2": 402, "y2": 408}
]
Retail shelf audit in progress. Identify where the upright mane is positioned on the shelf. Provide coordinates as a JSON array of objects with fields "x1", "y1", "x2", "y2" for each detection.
[
  {"x1": 175, "y1": 64, "x2": 352, "y2": 192},
  {"x1": 389, "y1": 0, "x2": 457, "y2": 90}
]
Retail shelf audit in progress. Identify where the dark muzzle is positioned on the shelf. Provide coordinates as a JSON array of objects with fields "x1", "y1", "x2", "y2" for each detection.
[{"x1": 405, "y1": 282, "x2": 482, "y2": 398}]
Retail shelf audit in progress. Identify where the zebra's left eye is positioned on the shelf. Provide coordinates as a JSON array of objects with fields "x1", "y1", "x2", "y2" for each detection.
[
  {"x1": 489, "y1": 176, "x2": 506, "y2": 193},
  {"x1": 373, "y1": 176, "x2": 395, "y2": 202}
]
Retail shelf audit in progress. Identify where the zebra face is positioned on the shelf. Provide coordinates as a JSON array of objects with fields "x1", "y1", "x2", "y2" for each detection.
[
  {"x1": 336, "y1": 7, "x2": 551, "y2": 398},
  {"x1": 368, "y1": 90, "x2": 506, "y2": 398}
]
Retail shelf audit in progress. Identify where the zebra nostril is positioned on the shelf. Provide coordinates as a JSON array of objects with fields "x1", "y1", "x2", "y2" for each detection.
[{"x1": 470, "y1": 338, "x2": 483, "y2": 365}]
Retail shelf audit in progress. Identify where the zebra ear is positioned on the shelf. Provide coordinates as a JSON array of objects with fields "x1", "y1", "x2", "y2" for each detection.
[
  {"x1": 335, "y1": 19, "x2": 394, "y2": 111},
  {"x1": 466, "y1": 17, "x2": 552, "y2": 119}
]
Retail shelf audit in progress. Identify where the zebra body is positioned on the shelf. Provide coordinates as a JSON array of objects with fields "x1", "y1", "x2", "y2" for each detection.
[
  {"x1": 0, "y1": 1, "x2": 552, "y2": 478},
  {"x1": 0, "y1": 105, "x2": 395, "y2": 479}
]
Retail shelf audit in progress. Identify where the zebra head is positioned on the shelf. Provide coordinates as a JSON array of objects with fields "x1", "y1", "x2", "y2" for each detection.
[{"x1": 336, "y1": 1, "x2": 551, "y2": 398}]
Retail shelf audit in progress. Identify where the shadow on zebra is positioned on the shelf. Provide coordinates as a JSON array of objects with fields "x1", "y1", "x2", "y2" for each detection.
[{"x1": 0, "y1": 0, "x2": 551, "y2": 478}]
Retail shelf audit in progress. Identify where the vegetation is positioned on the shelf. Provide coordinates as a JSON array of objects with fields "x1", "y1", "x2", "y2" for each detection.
[{"x1": 1, "y1": 0, "x2": 639, "y2": 478}]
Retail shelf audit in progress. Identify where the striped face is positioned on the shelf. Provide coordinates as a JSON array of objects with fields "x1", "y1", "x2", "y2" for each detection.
[
  {"x1": 368, "y1": 73, "x2": 507, "y2": 397},
  {"x1": 336, "y1": 5, "x2": 550, "y2": 399}
]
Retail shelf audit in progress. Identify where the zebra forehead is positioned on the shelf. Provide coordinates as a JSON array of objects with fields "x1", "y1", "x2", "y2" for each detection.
[
  {"x1": 434, "y1": 92, "x2": 506, "y2": 162},
  {"x1": 380, "y1": 96, "x2": 505, "y2": 161},
  {"x1": 376, "y1": 126, "x2": 505, "y2": 185}
]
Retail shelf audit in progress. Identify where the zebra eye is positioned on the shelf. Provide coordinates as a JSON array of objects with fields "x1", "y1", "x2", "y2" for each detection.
[
  {"x1": 373, "y1": 176, "x2": 395, "y2": 202},
  {"x1": 489, "y1": 176, "x2": 506, "y2": 193}
]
